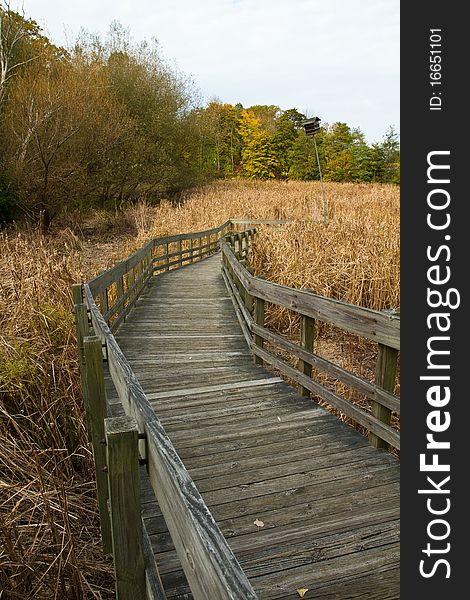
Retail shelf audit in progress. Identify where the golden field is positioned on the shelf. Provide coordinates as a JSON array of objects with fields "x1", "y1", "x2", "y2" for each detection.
[{"x1": 0, "y1": 180, "x2": 399, "y2": 598}]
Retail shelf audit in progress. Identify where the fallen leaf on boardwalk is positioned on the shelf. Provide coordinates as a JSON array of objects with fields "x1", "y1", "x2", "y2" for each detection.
[
  {"x1": 296, "y1": 588, "x2": 309, "y2": 598},
  {"x1": 253, "y1": 519, "x2": 264, "y2": 528},
  {"x1": 277, "y1": 416, "x2": 281, "y2": 421}
]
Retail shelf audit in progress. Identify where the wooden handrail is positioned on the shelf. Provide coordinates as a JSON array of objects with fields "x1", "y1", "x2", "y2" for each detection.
[
  {"x1": 86, "y1": 221, "x2": 232, "y2": 333},
  {"x1": 221, "y1": 238, "x2": 400, "y2": 349},
  {"x1": 82, "y1": 282, "x2": 257, "y2": 600},
  {"x1": 221, "y1": 231, "x2": 400, "y2": 450},
  {"x1": 76, "y1": 219, "x2": 258, "y2": 600}
]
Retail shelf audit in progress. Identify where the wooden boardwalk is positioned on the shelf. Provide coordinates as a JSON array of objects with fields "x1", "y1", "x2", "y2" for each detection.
[{"x1": 111, "y1": 254, "x2": 400, "y2": 600}]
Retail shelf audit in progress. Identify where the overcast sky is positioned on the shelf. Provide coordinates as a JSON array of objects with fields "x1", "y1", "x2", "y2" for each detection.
[{"x1": 11, "y1": 0, "x2": 399, "y2": 143}]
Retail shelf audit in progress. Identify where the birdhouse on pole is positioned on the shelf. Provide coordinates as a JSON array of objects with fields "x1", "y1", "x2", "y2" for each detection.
[{"x1": 302, "y1": 117, "x2": 321, "y2": 136}]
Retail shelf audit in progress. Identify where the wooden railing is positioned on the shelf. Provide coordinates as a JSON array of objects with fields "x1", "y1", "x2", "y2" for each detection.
[
  {"x1": 220, "y1": 229, "x2": 400, "y2": 452},
  {"x1": 87, "y1": 221, "x2": 232, "y2": 332},
  {"x1": 73, "y1": 221, "x2": 257, "y2": 600},
  {"x1": 73, "y1": 218, "x2": 399, "y2": 599}
]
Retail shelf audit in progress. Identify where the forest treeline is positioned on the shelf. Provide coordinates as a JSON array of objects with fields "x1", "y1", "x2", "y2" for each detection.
[{"x1": 0, "y1": 5, "x2": 399, "y2": 228}]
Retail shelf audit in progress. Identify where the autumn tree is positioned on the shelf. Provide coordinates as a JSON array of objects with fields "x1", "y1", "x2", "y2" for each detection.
[
  {"x1": 238, "y1": 109, "x2": 281, "y2": 179},
  {"x1": 0, "y1": 2, "x2": 65, "y2": 107},
  {"x1": 3, "y1": 60, "x2": 134, "y2": 229}
]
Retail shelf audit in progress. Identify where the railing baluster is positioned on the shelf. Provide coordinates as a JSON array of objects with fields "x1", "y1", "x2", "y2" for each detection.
[
  {"x1": 369, "y1": 343, "x2": 399, "y2": 449},
  {"x1": 299, "y1": 315, "x2": 315, "y2": 396},
  {"x1": 177, "y1": 240, "x2": 183, "y2": 267},
  {"x1": 253, "y1": 296, "x2": 265, "y2": 365}
]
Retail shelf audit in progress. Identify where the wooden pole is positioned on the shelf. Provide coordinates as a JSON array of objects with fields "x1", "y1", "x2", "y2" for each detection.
[
  {"x1": 71, "y1": 283, "x2": 83, "y2": 306},
  {"x1": 83, "y1": 336, "x2": 113, "y2": 554},
  {"x1": 369, "y1": 344, "x2": 399, "y2": 449},
  {"x1": 177, "y1": 240, "x2": 183, "y2": 267},
  {"x1": 299, "y1": 315, "x2": 315, "y2": 396},
  {"x1": 253, "y1": 297, "x2": 265, "y2": 365},
  {"x1": 105, "y1": 416, "x2": 146, "y2": 600},
  {"x1": 74, "y1": 303, "x2": 90, "y2": 406}
]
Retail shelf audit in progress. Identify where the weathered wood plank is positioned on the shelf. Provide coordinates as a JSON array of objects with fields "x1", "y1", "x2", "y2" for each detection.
[{"x1": 146, "y1": 378, "x2": 283, "y2": 401}]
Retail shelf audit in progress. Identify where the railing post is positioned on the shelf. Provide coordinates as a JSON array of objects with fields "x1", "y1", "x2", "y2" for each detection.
[
  {"x1": 369, "y1": 343, "x2": 399, "y2": 449},
  {"x1": 177, "y1": 239, "x2": 183, "y2": 267},
  {"x1": 74, "y1": 300, "x2": 90, "y2": 407},
  {"x1": 198, "y1": 235, "x2": 203, "y2": 260},
  {"x1": 136, "y1": 260, "x2": 143, "y2": 295},
  {"x1": 100, "y1": 288, "x2": 109, "y2": 317},
  {"x1": 165, "y1": 243, "x2": 169, "y2": 271},
  {"x1": 72, "y1": 283, "x2": 83, "y2": 306},
  {"x1": 189, "y1": 238, "x2": 194, "y2": 263},
  {"x1": 83, "y1": 336, "x2": 113, "y2": 554},
  {"x1": 299, "y1": 315, "x2": 315, "y2": 396},
  {"x1": 116, "y1": 276, "x2": 124, "y2": 301},
  {"x1": 105, "y1": 416, "x2": 146, "y2": 600},
  {"x1": 253, "y1": 297, "x2": 265, "y2": 365},
  {"x1": 128, "y1": 269, "x2": 135, "y2": 306},
  {"x1": 234, "y1": 233, "x2": 241, "y2": 260}
]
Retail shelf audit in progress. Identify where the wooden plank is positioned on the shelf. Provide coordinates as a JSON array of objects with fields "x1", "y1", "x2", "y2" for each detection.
[
  {"x1": 74, "y1": 302, "x2": 91, "y2": 434},
  {"x1": 157, "y1": 508, "x2": 399, "y2": 577},
  {"x1": 192, "y1": 444, "x2": 378, "y2": 495},
  {"x1": 369, "y1": 344, "x2": 399, "y2": 449},
  {"x1": 221, "y1": 268, "x2": 253, "y2": 348},
  {"x1": 144, "y1": 476, "x2": 399, "y2": 538},
  {"x1": 72, "y1": 283, "x2": 83, "y2": 305},
  {"x1": 230, "y1": 219, "x2": 290, "y2": 225},
  {"x1": 189, "y1": 238, "x2": 194, "y2": 263},
  {"x1": 177, "y1": 240, "x2": 183, "y2": 267},
  {"x1": 105, "y1": 416, "x2": 146, "y2": 600},
  {"x1": 245, "y1": 544, "x2": 399, "y2": 600},
  {"x1": 142, "y1": 523, "x2": 167, "y2": 600},
  {"x1": 189, "y1": 464, "x2": 399, "y2": 526},
  {"x1": 222, "y1": 265, "x2": 253, "y2": 328},
  {"x1": 146, "y1": 378, "x2": 283, "y2": 401}
]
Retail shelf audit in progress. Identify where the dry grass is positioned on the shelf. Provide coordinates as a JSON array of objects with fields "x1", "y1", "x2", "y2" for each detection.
[
  {"x1": 1, "y1": 179, "x2": 399, "y2": 598},
  {"x1": 0, "y1": 231, "x2": 114, "y2": 598}
]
